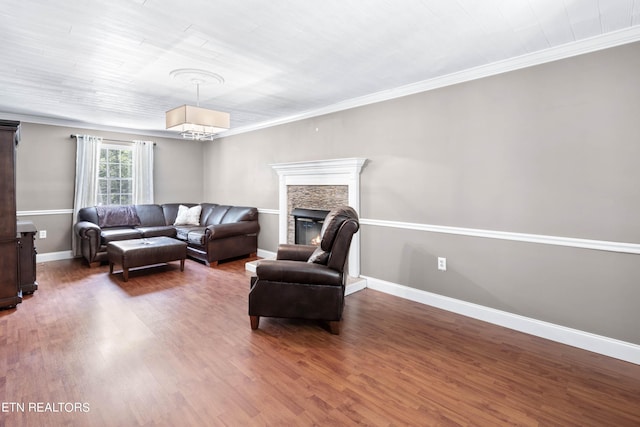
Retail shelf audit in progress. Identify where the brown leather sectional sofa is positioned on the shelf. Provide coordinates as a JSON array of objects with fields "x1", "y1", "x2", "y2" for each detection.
[{"x1": 74, "y1": 203, "x2": 259, "y2": 267}]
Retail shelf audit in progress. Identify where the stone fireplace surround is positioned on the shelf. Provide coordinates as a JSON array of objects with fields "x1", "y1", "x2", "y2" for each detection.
[{"x1": 288, "y1": 186, "x2": 347, "y2": 244}]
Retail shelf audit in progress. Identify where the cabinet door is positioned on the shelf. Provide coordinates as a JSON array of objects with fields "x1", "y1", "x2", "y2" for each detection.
[
  {"x1": 0, "y1": 240, "x2": 20, "y2": 307},
  {"x1": 0, "y1": 131, "x2": 17, "y2": 239},
  {"x1": 18, "y1": 231, "x2": 38, "y2": 293},
  {"x1": 0, "y1": 121, "x2": 20, "y2": 307}
]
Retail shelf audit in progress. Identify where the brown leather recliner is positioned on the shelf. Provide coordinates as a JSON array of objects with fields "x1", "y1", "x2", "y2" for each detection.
[{"x1": 248, "y1": 206, "x2": 360, "y2": 334}]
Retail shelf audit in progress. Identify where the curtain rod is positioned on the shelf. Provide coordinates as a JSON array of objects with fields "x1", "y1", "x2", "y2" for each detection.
[{"x1": 69, "y1": 134, "x2": 156, "y2": 145}]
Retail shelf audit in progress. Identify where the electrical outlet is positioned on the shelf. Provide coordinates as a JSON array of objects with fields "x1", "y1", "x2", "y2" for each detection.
[
  {"x1": 39, "y1": 230, "x2": 47, "y2": 239},
  {"x1": 437, "y1": 257, "x2": 447, "y2": 271}
]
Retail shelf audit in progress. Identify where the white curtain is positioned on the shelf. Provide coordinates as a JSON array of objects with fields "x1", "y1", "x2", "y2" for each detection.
[
  {"x1": 72, "y1": 135, "x2": 102, "y2": 256},
  {"x1": 133, "y1": 140, "x2": 154, "y2": 204}
]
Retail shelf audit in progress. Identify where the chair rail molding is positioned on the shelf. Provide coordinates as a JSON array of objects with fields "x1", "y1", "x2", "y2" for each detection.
[
  {"x1": 17, "y1": 209, "x2": 74, "y2": 216},
  {"x1": 360, "y1": 218, "x2": 640, "y2": 254},
  {"x1": 271, "y1": 158, "x2": 367, "y2": 277}
]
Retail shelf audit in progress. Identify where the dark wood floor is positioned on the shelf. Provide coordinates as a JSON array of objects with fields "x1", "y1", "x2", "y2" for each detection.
[{"x1": 1, "y1": 257, "x2": 639, "y2": 426}]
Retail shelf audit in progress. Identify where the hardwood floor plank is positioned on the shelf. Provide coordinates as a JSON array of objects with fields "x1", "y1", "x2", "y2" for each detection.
[{"x1": 0, "y1": 257, "x2": 639, "y2": 426}]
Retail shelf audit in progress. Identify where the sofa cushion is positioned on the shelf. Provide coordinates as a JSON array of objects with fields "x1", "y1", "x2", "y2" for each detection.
[
  {"x1": 175, "y1": 225, "x2": 202, "y2": 242},
  {"x1": 136, "y1": 225, "x2": 176, "y2": 238},
  {"x1": 174, "y1": 227, "x2": 209, "y2": 246},
  {"x1": 205, "y1": 205, "x2": 231, "y2": 226},
  {"x1": 135, "y1": 204, "x2": 167, "y2": 227},
  {"x1": 199, "y1": 203, "x2": 217, "y2": 225},
  {"x1": 174, "y1": 204, "x2": 202, "y2": 226},
  {"x1": 187, "y1": 229, "x2": 207, "y2": 246},
  {"x1": 256, "y1": 260, "x2": 342, "y2": 286},
  {"x1": 101, "y1": 227, "x2": 143, "y2": 243}
]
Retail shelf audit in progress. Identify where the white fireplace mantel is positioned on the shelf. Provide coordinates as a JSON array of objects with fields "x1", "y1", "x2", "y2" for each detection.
[{"x1": 271, "y1": 158, "x2": 366, "y2": 277}]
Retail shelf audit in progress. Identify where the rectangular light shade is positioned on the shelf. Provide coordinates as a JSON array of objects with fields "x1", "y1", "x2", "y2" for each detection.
[{"x1": 166, "y1": 105, "x2": 230, "y2": 134}]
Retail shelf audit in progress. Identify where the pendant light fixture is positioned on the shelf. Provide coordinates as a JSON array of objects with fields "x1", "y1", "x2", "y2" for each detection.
[{"x1": 166, "y1": 69, "x2": 230, "y2": 140}]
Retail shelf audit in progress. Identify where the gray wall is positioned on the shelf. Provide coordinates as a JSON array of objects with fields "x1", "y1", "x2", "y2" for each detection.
[
  {"x1": 203, "y1": 42, "x2": 640, "y2": 344},
  {"x1": 15, "y1": 123, "x2": 204, "y2": 254},
  {"x1": 12, "y1": 42, "x2": 640, "y2": 345}
]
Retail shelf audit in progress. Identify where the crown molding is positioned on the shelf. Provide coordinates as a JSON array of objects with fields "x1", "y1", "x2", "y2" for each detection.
[
  {"x1": 5, "y1": 26, "x2": 640, "y2": 139},
  {"x1": 0, "y1": 111, "x2": 182, "y2": 140},
  {"x1": 218, "y1": 26, "x2": 640, "y2": 139}
]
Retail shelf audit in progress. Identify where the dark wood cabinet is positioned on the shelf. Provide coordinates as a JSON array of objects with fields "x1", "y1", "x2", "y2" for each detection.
[
  {"x1": 0, "y1": 120, "x2": 22, "y2": 309},
  {"x1": 17, "y1": 221, "x2": 38, "y2": 294}
]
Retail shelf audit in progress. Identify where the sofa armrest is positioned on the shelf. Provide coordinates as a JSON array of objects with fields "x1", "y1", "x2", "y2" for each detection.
[
  {"x1": 256, "y1": 260, "x2": 342, "y2": 286},
  {"x1": 206, "y1": 221, "x2": 259, "y2": 240},
  {"x1": 74, "y1": 220, "x2": 102, "y2": 263},
  {"x1": 74, "y1": 220, "x2": 101, "y2": 239},
  {"x1": 276, "y1": 244, "x2": 317, "y2": 261}
]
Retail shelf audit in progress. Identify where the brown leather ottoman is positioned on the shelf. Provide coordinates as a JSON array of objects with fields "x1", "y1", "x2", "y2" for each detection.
[{"x1": 107, "y1": 237, "x2": 187, "y2": 281}]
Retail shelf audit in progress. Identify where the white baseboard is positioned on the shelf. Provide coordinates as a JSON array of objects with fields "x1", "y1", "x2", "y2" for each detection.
[
  {"x1": 36, "y1": 250, "x2": 74, "y2": 263},
  {"x1": 245, "y1": 249, "x2": 277, "y2": 273},
  {"x1": 345, "y1": 277, "x2": 367, "y2": 295},
  {"x1": 362, "y1": 275, "x2": 640, "y2": 365},
  {"x1": 257, "y1": 249, "x2": 276, "y2": 259}
]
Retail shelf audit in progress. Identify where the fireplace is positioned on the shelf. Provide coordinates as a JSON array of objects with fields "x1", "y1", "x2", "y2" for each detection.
[
  {"x1": 292, "y1": 208, "x2": 330, "y2": 245},
  {"x1": 271, "y1": 158, "x2": 367, "y2": 277}
]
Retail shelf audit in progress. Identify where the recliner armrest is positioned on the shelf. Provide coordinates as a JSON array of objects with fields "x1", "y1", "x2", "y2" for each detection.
[
  {"x1": 276, "y1": 244, "x2": 317, "y2": 261},
  {"x1": 256, "y1": 260, "x2": 342, "y2": 286}
]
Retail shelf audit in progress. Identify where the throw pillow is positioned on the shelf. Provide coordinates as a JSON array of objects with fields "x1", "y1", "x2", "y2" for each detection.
[
  {"x1": 307, "y1": 246, "x2": 329, "y2": 265},
  {"x1": 174, "y1": 204, "x2": 202, "y2": 226}
]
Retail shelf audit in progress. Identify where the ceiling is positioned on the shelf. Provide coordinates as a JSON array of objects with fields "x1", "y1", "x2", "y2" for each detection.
[{"x1": 1, "y1": 0, "x2": 639, "y2": 139}]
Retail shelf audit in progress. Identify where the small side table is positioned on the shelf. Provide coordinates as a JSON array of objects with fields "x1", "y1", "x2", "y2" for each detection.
[{"x1": 17, "y1": 221, "x2": 38, "y2": 294}]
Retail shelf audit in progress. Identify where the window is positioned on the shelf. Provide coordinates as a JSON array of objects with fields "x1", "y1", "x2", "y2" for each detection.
[{"x1": 97, "y1": 144, "x2": 133, "y2": 205}]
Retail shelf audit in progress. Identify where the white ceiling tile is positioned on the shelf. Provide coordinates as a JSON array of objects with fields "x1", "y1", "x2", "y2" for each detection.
[
  {"x1": 598, "y1": 0, "x2": 636, "y2": 31},
  {"x1": 0, "y1": 0, "x2": 638, "y2": 135}
]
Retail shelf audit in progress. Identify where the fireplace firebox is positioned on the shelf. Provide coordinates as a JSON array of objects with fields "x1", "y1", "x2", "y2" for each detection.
[{"x1": 291, "y1": 208, "x2": 330, "y2": 245}]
